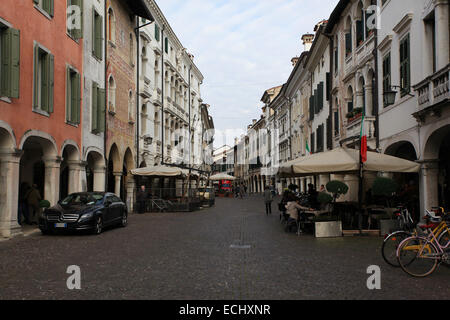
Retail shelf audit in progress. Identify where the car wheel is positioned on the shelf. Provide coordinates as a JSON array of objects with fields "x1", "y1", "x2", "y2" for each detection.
[
  {"x1": 93, "y1": 216, "x2": 103, "y2": 235},
  {"x1": 120, "y1": 212, "x2": 128, "y2": 227}
]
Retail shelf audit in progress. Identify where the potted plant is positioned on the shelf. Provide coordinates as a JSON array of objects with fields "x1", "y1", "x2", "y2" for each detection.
[
  {"x1": 314, "y1": 191, "x2": 343, "y2": 238},
  {"x1": 372, "y1": 177, "x2": 400, "y2": 234},
  {"x1": 326, "y1": 180, "x2": 349, "y2": 204},
  {"x1": 346, "y1": 111, "x2": 354, "y2": 119}
]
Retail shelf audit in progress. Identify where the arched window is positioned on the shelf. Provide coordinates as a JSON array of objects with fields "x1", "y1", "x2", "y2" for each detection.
[
  {"x1": 107, "y1": 8, "x2": 116, "y2": 44},
  {"x1": 345, "y1": 16, "x2": 352, "y2": 58},
  {"x1": 108, "y1": 75, "x2": 116, "y2": 113},
  {"x1": 356, "y1": 1, "x2": 365, "y2": 47}
]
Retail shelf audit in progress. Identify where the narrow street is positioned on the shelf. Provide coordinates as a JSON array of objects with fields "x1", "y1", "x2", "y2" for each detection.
[{"x1": 0, "y1": 195, "x2": 448, "y2": 300}]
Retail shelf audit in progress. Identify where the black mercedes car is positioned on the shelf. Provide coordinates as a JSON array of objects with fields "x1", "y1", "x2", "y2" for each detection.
[{"x1": 39, "y1": 192, "x2": 128, "y2": 235}]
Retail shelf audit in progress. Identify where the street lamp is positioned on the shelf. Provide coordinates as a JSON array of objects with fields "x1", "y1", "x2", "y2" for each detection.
[
  {"x1": 383, "y1": 89, "x2": 397, "y2": 107},
  {"x1": 383, "y1": 85, "x2": 415, "y2": 107}
]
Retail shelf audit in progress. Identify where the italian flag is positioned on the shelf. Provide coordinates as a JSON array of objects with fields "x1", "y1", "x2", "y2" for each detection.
[
  {"x1": 360, "y1": 111, "x2": 367, "y2": 163},
  {"x1": 306, "y1": 140, "x2": 311, "y2": 155}
]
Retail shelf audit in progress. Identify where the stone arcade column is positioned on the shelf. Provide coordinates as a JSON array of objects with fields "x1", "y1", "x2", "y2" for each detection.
[
  {"x1": 113, "y1": 172, "x2": 122, "y2": 198},
  {"x1": 0, "y1": 150, "x2": 22, "y2": 238},
  {"x1": 67, "y1": 160, "x2": 84, "y2": 195},
  {"x1": 419, "y1": 160, "x2": 439, "y2": 218},
  {"x1": 43, "y1": 157, "x2": 61, "y2": 206},
  {"x1": 126, "y1": 178, "x2": 136, "y2": 213},
  {"x1": 93, "y1": 165, "x2": 106, "y2": 192}
]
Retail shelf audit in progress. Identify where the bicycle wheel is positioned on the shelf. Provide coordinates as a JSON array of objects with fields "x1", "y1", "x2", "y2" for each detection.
[
  {"x1": 438, "y1": 228, "x2": 450, "y2": 267},
  {"x1": 397, "y1": 236, "x2": 439, "y2": 278},
  {"x1": 381, "y1": 231, "x2": 411, "y2": 267}
]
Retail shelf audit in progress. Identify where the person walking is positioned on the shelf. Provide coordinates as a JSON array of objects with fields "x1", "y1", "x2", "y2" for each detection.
[
  {"x1": 18, "y1": 182, "x2": 31, "y2": 225},
  {"x1": 136, "y1": 185, "x2": 149, "y2": 214},
  {"x1": 26, "y1": 184, "x2": 41, "y2": 225},
  {"x1": 264, "y1": 186, "x2": 273, "y2": 215}
]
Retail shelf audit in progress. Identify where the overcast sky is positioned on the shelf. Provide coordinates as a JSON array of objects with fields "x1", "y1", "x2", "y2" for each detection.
[{"x1": 157, "y1": 0, "x2": 340, "y2": 147}]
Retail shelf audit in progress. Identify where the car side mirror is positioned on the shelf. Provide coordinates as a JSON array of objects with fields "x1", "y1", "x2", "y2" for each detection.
[{"x1": 104, "y1": 200, "x2": 112, "y2": 207}]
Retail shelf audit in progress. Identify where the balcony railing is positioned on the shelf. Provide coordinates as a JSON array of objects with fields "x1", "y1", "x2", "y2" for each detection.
[
  {"x1": 345, "y1": 115, "x2": 375, "y2": 140},
  {"x1": 414, "y1": 64, "x2": 449, "y2": 110}
]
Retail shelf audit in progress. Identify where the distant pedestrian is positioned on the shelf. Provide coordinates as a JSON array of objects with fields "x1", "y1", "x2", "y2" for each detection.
[
  {"x1": 26, "y1": 184, "x2": 41, "y2": 224},
  {"x1": 264, "y1": 186, "x2": 273, "y2": 215},
  {"x1": 235, "y1": 185, "x2": 241, "y2": 198},
  {"x1": 136, "y1": 185, "x2": 149, "y2": 214}
]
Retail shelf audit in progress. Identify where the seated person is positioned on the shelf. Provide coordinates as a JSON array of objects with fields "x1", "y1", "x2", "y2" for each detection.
[{"x1": 285, "y1": 195, "x2": 313, "y2": 232}]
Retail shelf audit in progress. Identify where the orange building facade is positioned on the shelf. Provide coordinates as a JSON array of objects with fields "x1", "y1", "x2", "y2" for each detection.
[{"x1": 0, "y1": 0, "x2": 83, "y2": 237}]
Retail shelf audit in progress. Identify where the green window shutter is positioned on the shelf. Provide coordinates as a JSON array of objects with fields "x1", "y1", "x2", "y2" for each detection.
[
  {"x1": 75, "y1": 72, "x2": 81, "y2": 124},
  {"x1": 165, "y1": 37, "x2": 168, "y2": 53},
  {"x1": 66, "y1": 67, "x2": 71, "y2": 121},
  {"x1": 41, "y1": 52, "x2": 49, "y2": 112},
  {"x1": 48, "y1": 53, "x2": 54, "y2": 113},
  {"x1": 97, "y1": 88, "x2": 106, "y2": 132},
  {"x1": 1, "y1": 28, "x2": 20, "y2": 98},
  {"x1": 33, "y1": 45, "x2": 39, "y2": 108},
  {"x1": 155, "y1": 24, "x2": 160, "y2": 41},
  {"x1": 43, "y1": 0, "x2": 54, "y2": 17},
  {"x1": 93, "y1": 11, "x2": 103, "y2": 59},
  {"x1": 314, "y1": 89, "x2": 319, "y2": 114},
  {"x1": 318, "y1": 82, "x2": 324, "y2": 110},
  {"x1": 92, "y1": 82, "x2": 98, "y2": 132},
  {"x1": 71, "y1": 0, "x2": 83, "y2": 39}
]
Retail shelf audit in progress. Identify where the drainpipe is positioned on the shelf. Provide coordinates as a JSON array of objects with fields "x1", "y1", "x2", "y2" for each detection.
[
  {"x1": 188, "y1": 65, "x2": 192, "y2": 198},
  {"x1": 373, "y1": 28, "x2": 380, "y2": 150},
  {"x1": 104, "y1": 0, "x2": 108, "y2": 192},
  {"x1": 136, "y1": 18, "x2": 140, "y2": 169},
  {"x1": 161, "y1": 25, "x2": 165, "y2": 165}
]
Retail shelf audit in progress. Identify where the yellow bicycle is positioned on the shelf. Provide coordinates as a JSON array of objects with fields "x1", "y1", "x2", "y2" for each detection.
[{"x1": 397, "y1": 210, "x2": 450, "y2": 277}]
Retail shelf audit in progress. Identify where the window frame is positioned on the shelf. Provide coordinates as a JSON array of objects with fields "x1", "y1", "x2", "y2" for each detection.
[{"x1": 33, "y1": 42, "x2": 54, "y2": 115}]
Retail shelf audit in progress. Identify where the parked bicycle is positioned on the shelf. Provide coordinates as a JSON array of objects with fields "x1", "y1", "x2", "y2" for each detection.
[
  {"x1": 396, "y1": 210, "x2": 450, "y2": 277},
  {"x1": 381, "y1": 205, "x2": 416, "y2": 267}
]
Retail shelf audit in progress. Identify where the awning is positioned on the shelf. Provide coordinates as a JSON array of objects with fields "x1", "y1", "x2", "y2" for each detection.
[
  {"x1": 209, "y1": 173, "x2": 236, "y2": 181},
  {"x1": 288, "y1": 148, "x2": 420, "y2": 176},
  {"x1": 131, "y1": 165, "x2": 198, "y2": 178}
]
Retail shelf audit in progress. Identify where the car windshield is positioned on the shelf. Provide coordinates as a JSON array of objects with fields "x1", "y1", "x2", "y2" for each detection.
[{"x1": 60, "y1": 194, "x2": 104, "y2": 206}]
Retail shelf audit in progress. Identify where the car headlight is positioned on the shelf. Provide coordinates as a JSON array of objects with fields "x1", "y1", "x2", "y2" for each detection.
[{"x1": 80, "y1": 212, "x2": 94, "y2": 221}]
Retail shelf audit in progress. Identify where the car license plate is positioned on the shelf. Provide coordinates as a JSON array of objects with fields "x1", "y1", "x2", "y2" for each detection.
[{"x1": 55, "y1": 223, "x2": 67, "y2": 228}]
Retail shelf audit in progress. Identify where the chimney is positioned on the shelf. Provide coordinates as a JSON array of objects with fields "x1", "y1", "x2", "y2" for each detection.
[
  {"x1": 301, "y1": 33, "x2": 314, "y2": 52},
  {"x1": 291, "y1": 57, "x2": 299, "y2": 67}
]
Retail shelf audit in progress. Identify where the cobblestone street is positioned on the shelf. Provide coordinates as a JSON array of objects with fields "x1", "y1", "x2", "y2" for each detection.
[{"x1": 0, "y1": 195, "x2": 449, "y2": 300}]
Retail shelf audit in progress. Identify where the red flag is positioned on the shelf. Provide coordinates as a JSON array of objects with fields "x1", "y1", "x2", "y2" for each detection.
[{"x1": 361, "y1": 135, "x2": 367, "y2": 163}]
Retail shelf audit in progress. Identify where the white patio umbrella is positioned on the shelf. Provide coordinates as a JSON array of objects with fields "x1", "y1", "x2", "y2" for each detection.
[
  {"x1": 209, "y1": 173, "x2": 236, "y2": 181},
  {"x1": 288, "y1": 147, "x2": 420, "y2": 176}
]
